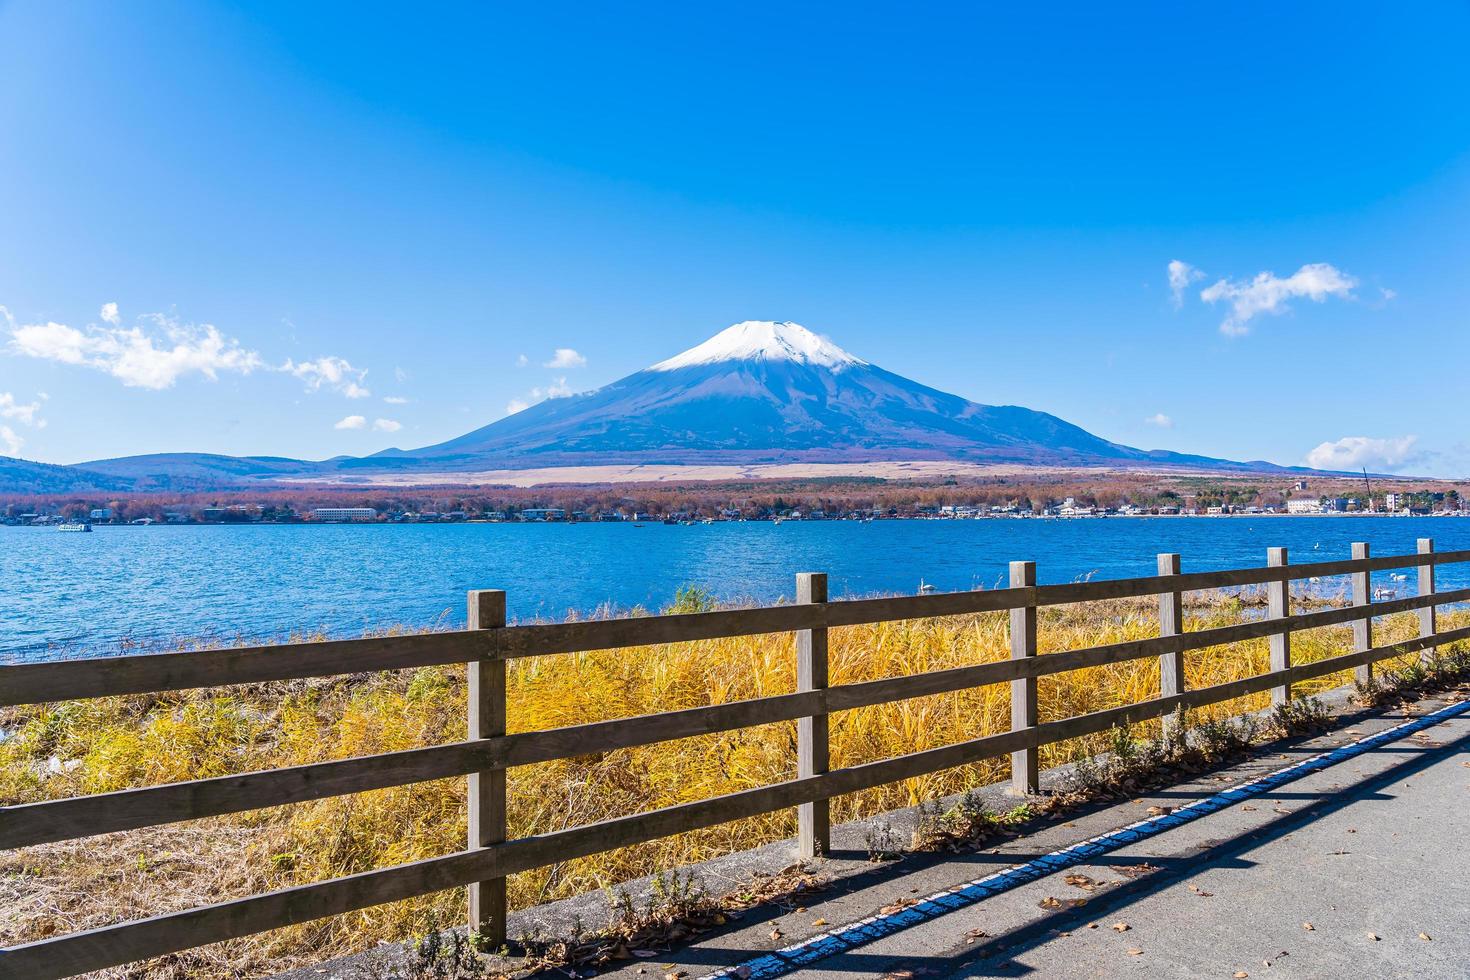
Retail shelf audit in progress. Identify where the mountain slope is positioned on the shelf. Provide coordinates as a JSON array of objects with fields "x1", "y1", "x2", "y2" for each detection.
[{"x1": 405, "y1": 321, "x2": 1252, "y2": 470}]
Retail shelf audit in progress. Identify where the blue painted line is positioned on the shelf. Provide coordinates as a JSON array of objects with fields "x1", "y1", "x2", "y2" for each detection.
[{"x1": 701, "y1": 698, "x2": 1470, "y2": 979}]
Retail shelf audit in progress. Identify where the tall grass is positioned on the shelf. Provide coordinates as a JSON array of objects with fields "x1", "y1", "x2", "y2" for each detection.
[{"x1": 0, "y1": 591, "x2": 1459, "y2": 977}]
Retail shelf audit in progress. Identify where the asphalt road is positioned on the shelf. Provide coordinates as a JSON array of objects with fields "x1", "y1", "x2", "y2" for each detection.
[{"x1": 595, "y1": 695, "x2": 1470, "y2": 980}]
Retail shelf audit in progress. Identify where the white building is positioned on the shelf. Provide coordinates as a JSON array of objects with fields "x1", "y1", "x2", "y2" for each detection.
[
  {"x1": 1286, "y1": 499, "x2": 1323, "y2": 515},
  {"x1": 312, "y1": 507, "x2": 377, "y2": 521}
]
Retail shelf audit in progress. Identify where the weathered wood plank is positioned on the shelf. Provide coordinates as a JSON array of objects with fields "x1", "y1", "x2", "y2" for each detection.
[
  {"x1": 796, "y1": 572, "x2": 830, "y2": 859},
  {"x1": 467, "y1": 590, "x2": 508, "y2": 946},
  {"x1": 1351, "y1": 543, "x2": 1373, "y2": 688},
  {"x1": 0, "y1": 740, "x2": 492, "y2": 850},
  {"x1": 1009, "y1": 561, "x2": 1039, "y2": 795},
  {"x1": 1267, "y1": 547, "x2": 1291, "y2": 705},
  {"x1": 0, "y1": 632, "x2": 487, "y2": 707},
  {"x1": 1157, "y1": 553, "x2": 1185, "y2": 738},
  {"x1": 1418, "y1": 538, "x2": 1437, "y2": 665}
]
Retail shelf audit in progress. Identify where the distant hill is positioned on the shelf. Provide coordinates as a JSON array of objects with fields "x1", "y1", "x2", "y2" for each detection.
[
  {"x1": 0, "y1": 456, "x2": 136, "y2": 494},
  {"x1": 2, "y1": 321, "x2": 1307, "y2": 492}
]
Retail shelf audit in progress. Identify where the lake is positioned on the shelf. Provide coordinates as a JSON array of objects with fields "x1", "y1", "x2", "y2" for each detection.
[{"x1": 3, "y1": 516, "x2": 1468, "y2": 662}]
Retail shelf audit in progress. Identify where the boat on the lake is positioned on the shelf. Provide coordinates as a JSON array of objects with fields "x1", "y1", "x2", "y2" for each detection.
[{"x1": 57, "y1": 522, "x2": 92, "y2": 533}]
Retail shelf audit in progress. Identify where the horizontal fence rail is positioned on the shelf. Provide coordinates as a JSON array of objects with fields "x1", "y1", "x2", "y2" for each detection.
[{"x1": 3, "y1": 539, "x2": 1469, "y2": 978}]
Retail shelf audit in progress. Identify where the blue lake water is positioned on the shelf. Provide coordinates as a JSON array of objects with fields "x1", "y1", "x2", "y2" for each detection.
[{"x1": 3, "y1": 517, "x2": 1468, "y2": 661}]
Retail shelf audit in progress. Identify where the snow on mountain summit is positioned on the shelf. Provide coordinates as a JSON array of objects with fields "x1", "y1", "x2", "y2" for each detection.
[{"x1": 649, "y1": 321, "x2": 866, "y2": 372}]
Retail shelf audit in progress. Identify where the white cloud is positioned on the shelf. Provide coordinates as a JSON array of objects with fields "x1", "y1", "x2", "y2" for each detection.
[
  {"x1": 394, "y1": 366, "x2": 408, "y2": 384},
  {"x1": 1201, "y1": 262, "x2": 1358, "y2": 336},
  {"x1": 506, "y1": 375, "x2": 577, "y2": 415},
  {"x1": 372, "y1": 418, "x2": 402, "y2": 432},
  {"x1": 383, "y1": 395, "x2": 410, "y2": 405},
  {"x1": 1166, "y1": 260, "x2": 1205, "y2": 309},
  {"x1": 0, "y1": 392, "x2": 43, "y2": 427},
  {"x1": 1306, "y1": 435, "x2": 1421, "y2": 472},
  {"x1": 100, "y1": 301, "x2": 120, "y2": 326},
  {"x1": 544, "y1": 348, "x2": 587, "y2": 369},
  {"x1": 283, "y1": 355, "x2": 371, "y2": 398},
  {"x1": 1144, "y1": 413, "x2": 1173, "y2": 428},
  {"x1": 334, "y1": 415, "x2": 367, "y2": 430},
  {"x1": 0, "y1": 425, "x2": 22, "y2": 456},
  {"x1": 515, "y1": 354, "x2": 529, "y2": 368},
  {"x1": 9, "y1": 313, "x2": 265, "y2": 388}
]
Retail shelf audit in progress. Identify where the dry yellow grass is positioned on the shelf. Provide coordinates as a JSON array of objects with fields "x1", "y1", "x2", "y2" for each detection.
[{"x1": 0, "y1": 591, "x2": 1460, "y2": 978}]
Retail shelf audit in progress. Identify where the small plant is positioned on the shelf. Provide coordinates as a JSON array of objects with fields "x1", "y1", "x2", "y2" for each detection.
[
  {"x1": 864, "y1": 820, "x2": 903, "y2": 861},
  {"x1": 1268, "y1": 696, "x2": 1330, "y2": 736}
]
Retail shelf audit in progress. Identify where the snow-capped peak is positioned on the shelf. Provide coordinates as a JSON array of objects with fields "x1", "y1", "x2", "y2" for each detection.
[{"x1": 650, "y1": 321, "x2": 866, "y2": 372}]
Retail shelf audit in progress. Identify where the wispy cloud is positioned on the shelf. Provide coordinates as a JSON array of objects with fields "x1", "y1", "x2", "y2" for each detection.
[
  {"x1": 1306, "y1": 434, "x2": 1421, "y2": 472},
  {"x1": 283, "y1": 355, "x2": 371, "y2": 398},
  {"x1": 334, "y1": 415, "x2": 367, "y2": 430},
  {"x1": 1166, "y1": 260, "x2": 1204, "y2": 309},
  {"x1": 9, "y1": 312, "x2": 265, "y2": 389},
  {"x1": 1144, "y1": 412, "x2": 1173, "y2": 428},
  {"x1": 99, "y1": 301, "x2": 120, "y2": 326},
  {"x1": 0, "y1": 392, "x2": 43, "y2": 456},
  {"x1": 544, "y1": 348, "x2": 587, "y2": 369},
  {"x1": 505, "y1": 375, "x2": 578, "y2": 416},
  {"x1": 0, "y1": 392, "x2": 44, "y2": 427},
  {"x1": 372, "y1": 418, "x2": 401, "y2": 432},
  {"x1": 1201, "y1": 263, "x2": 1357, "y2": 337},
  {"x1": 383, "y1": 395, "x2": 410, "y2": 405},
  {"x1": 515, "y1": 354, "x2": 529, "y2": 368},
  {"x1": 0, "y1": 426, "x2": 22, "y2": 456}
]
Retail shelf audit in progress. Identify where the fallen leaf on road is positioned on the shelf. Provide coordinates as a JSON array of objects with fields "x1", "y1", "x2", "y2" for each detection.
[
  {"x1": 1235, "y1": 972, "x2": 1250, "y2": 978},
  {"x1": 769, "y1": 929, "x2": 782, "y2": 940},
  {"x1": 1145, "y1": 805, "x2": 1173, "y2": 816},
  {"x1": 1126, "y1": 948, "x2": 1143, "y2": 956},
  {"x1": 1419, "y1": 932, "x2": 1432, "y2": 941},
  {"x1": 1064, "y1": 873, "x2": 1098, "y2": 890},
  {"x1": 1302, "y1": 922, "x2": 1314, "y2": 931},
  {"x1": 811, "y1": 919, "x2": 828, "y2": 927},
  {"x1": 1113, "y1": 922, "x2": 1131, "y2": 932},
  {"x1": 1242, "y1": 805, "x2": 1258, "y2": 812},
  {"x1": 1367, "y1": 932, "x2": 1380, "y2": 941},
  {"x1": 1087, "y1": 923, "x2": 1099, "y2": 929}
]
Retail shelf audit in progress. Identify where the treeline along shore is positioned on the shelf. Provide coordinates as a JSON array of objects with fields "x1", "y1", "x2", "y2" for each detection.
[{"x1": 4, "y1": 471, "x2": 1466, "y2": 526}]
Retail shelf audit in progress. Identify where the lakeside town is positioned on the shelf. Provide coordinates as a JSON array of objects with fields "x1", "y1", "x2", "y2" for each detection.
[{"x1": 5, "y1": 477, "x2": 1465, "y2": 527}]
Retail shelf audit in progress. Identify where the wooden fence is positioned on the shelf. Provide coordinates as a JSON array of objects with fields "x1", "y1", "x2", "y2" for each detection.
[{"x1": 3, "y1": 537, "x2": 1470, "y2": 979}]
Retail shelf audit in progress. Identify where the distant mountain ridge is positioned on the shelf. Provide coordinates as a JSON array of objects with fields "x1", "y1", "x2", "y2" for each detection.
[{"x1": 4, "y1": 321, "x2": 1304, "y2": 492}]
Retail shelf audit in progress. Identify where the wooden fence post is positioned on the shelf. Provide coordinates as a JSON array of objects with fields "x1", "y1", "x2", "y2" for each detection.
[
  {"x1": 1350, "y1": 542, "x2": 1373, "y2": 687},
  {"x1": 1157, "y1": 553, "x2": 1184, "y2": 735},
  {"x1": 1009, "y1": 560, "x2": 1039, "y2": 795},
  {"x1": 796, "y1": 572, "x2": 830, "y2": 859},
  {"x1": 1267, "y1": 548, "x2": 1291, "y2": 705},
  {"x1": 1418, "y1": 538, "x2": 1437, "y2": 665},
  {"x1": 467, "y1": 589, "x2": 507, "y2": 948}
]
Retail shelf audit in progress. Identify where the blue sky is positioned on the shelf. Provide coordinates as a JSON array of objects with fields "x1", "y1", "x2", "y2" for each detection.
[{"x1": 2, "y1": 2, "x2": 1468, "y2": 474}]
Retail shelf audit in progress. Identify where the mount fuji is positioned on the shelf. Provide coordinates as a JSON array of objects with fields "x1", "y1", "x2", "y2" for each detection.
[
  {"x1": 385, "y1": 321, "x2": 1260, "y2": 471},
  {"x1": 21, "y1": 320, "x2": 1292, "y2": 492}
]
